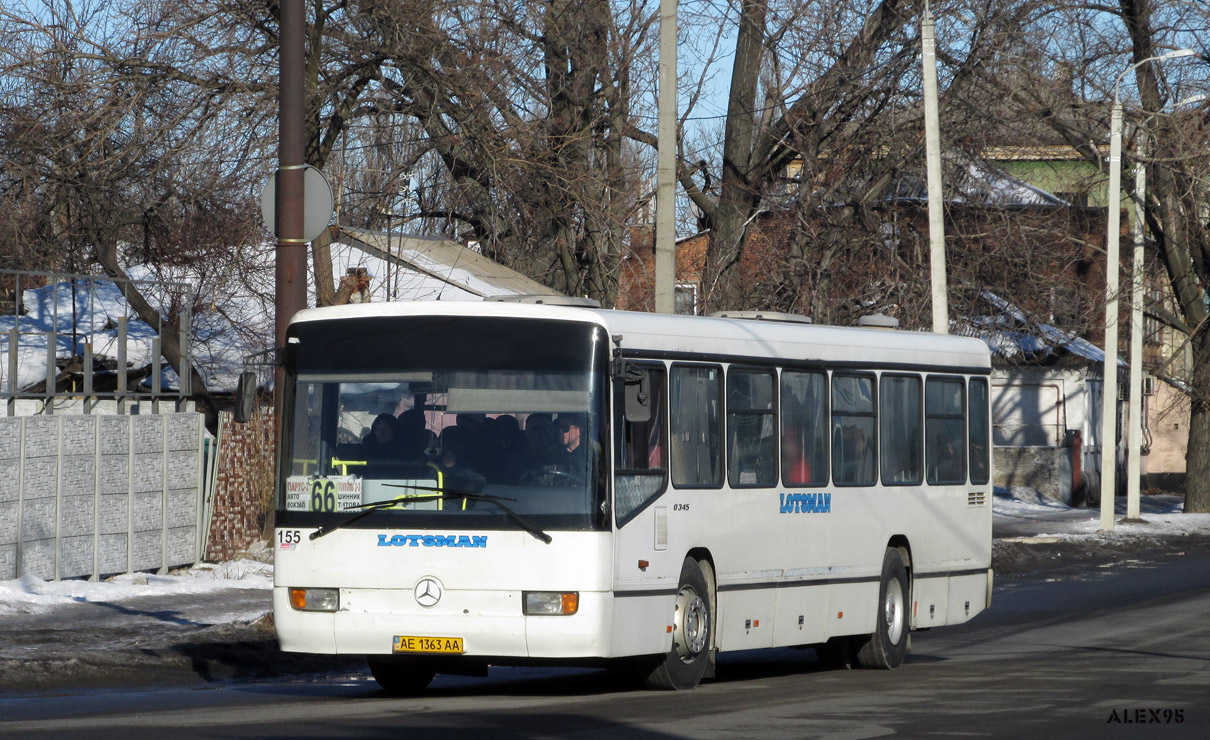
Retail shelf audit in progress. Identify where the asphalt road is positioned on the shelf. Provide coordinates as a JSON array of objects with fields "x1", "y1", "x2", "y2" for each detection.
[{"x1": 3, "y1": 549, "x2": 1208, "y2": 740}]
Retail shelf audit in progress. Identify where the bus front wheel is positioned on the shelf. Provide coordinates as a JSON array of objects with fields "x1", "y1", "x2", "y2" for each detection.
[
  {"x1": 645, "y1": 557, "x2": 713, "y2": 690},
  {"x1": 367, "y1": 655, "x2": 437, "y2": 695},
  {"x1": 854, "y1": 547, "x2": 909, "y2": 669}
]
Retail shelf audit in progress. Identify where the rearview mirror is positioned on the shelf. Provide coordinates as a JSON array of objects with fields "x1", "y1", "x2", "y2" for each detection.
[
  {"x1": 233, "y1": 371, "x2": 257, "y2": 423},
  {"x1": 624, "y1": 367, "x2": 651, "y2": 423}
]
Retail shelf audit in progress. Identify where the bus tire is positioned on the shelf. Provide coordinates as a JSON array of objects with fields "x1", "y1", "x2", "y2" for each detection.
[
  {"x1": 367, "y1": 655, "x2": 436, "y2": 695},
  {"x1": 854, "y1": 548, "x2": 909, "y2": 669},
  {"x1": 645, "y1": 557, "x2": 713, "y2": 690}
]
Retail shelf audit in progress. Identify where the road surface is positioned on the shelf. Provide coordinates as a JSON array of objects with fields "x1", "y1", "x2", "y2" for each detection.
[{"x1": 3, "y1": 549, "x2": 1207, "y2": 739}]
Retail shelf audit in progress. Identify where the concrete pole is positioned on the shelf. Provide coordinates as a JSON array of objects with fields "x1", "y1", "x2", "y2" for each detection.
[
  {"x1": 1126, "y1": 137, "x2": 1147, "y2": 521},
  {"x1": 1100, "y1": 98, "x2": 1124, "y2": 531},
  {"x1": 922, "y1": 9, "x2": 948, "y2": 334},
  {"x1": 654, "y1": 0, "x2": 677, "y2": 314},
  {"x1": 276, "y1": 0, "x2": 308, "y2": 417}
]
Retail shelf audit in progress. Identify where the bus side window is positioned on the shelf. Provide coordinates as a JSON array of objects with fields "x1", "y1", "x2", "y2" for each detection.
[
  {"x1": 781, "y1": 370, "x2": 828, "y2": 486},
  {"x1": 926, "y1": 377, "x2": 967, "y2": 484},
  {"x1": 615, "y1": 365, "x2": 667, "y2": 525},
  {"x1": 670, "y1": 365, "x2": 723, "y2": 488},
  {"x1": 832, "y1": 373, "x2": 877, "y2": 486},
  {"x1": 969, "y1": 378, "x2": 991, "y2": 485},
  {"x1": 727, "y1": 368, "x2": 777, "y2": 488},
  {"x1": 880, "y1": 374, "x2": 923, "y2": 485},
  {"x1": 618, "y1": 366, "x2": 666, "y2": 471}
]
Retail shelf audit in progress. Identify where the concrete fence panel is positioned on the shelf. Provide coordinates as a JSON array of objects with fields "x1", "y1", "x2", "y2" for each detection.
[{"x1": 0, "y1": 412, "x2": 205, "y2": 581}]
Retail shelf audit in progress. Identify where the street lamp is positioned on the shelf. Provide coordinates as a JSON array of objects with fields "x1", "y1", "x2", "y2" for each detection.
[
  {"x1": 1124, "y1": 91, "x2": 1205, "y2": 523},
  {"x1": 1099, "y1": 49, "x2": 1195, "y2": 532}
]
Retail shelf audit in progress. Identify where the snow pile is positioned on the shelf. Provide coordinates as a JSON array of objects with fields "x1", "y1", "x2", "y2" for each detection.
[
  {"x1": 994, "y1": 486, "x2": 1210, "y2": 541},
  {"x1": 0, "y1": 559, "x2": 272, "y2": 616}
]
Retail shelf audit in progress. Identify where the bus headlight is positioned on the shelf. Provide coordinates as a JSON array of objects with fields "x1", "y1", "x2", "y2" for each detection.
[
  {"x1": 524, "y1": 591, "x2": 579, "y2": 616},
  {"x1": 289, "y1": 587, "x2": 339, "y2": 612}
]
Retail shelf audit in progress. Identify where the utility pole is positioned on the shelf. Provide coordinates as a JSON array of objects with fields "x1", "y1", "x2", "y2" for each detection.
[
  {"x1": 922, "y1": 5, "x2": 948, "y2": 334},
  {"x1": 654, "y1": 0, "x2": 677, "y2": 314},
  {"x1": 1126, "y1": 138, "x2": 1146, "y2": 522},
  {"x1": 1100, "y1": 96, "x2": 1124, "y2": 532},
  {"x1": 276, "y1": 0, "x2": 307, "y2": 416}
]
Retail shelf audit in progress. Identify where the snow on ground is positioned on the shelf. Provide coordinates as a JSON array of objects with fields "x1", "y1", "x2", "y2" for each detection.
[
  {"x1": 993, "y1": 486, "x2": 1210, "y2": 541},
  {"x1": 1, "y1": 258, "x2": 273, "y2": 394},
  {"x1": 0, "y1": 558, "x2": 272, "y2": 617}
]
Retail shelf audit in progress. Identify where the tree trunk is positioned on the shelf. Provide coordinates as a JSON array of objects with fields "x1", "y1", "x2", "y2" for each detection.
[
  {"x1": 94, "y1": 238, "x2": 220, "y2": 435},
  {"x1": 701, "y1": 0, "x2": 767, "y2": 313},
  {"x1": 1186, "y1": 326, "x2": 1210, "y2": 512}
]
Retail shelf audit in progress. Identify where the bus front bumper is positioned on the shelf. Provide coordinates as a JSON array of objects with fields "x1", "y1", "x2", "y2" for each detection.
[{"x1": 274, "y1": 587, "x2": 612, "y2": 659}]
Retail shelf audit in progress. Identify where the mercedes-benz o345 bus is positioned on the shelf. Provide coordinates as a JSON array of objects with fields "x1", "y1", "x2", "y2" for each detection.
[{"x1": 269, "y1": 299, "x2": 993, "y2": 692}]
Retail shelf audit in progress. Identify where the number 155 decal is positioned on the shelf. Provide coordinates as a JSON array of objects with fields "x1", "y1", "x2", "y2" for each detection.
[{"x1": 278, "y1": 529, "x2": 302, "y2": 551}]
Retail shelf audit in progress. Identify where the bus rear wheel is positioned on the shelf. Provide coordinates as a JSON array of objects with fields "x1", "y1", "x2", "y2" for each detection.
[
  {"x1": 853, "y1": 548, "x2": 909, "y2": 669},
  {"x1": 367, "y1": 655, "x2": 436, "y2": 695},
  {"x1": 645, "y1": 557, "x2": 713, "y2": 690}
]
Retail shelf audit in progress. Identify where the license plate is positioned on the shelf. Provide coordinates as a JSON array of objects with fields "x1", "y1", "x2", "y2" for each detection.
[{"x1": 393, "y1": 635, "x2": 464, "y2": 654}]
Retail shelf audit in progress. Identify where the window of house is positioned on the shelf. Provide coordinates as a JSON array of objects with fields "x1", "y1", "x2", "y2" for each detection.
[{"x1": 674, "y1": 283, "x2": 699, "y2": 315}]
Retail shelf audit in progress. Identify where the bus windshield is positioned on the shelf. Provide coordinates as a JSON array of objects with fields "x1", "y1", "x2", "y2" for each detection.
[{"x1": 278, "y1": 315, "x2": 608, "y2": 532}]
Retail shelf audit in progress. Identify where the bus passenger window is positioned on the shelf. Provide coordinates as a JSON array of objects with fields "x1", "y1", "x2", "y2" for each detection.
[
  {"x1": 969, "y1": 378, "x2": 991, "y2": 485},
  {"x1": 781, "y1": 371, "x2": 828, "y2": 486},
  {"x1": 879, "y1": 375, "x2": 923, "y2": 485},
  {"x1": 727, "y1": 369, "x2": 777, "y2": 487},
  {"x1": 832, "y1": 374, "x2": 876, "y2": 486},
  {"x1": 615, "y1": 365, "x2": 667, "y2": 524},
  {"x1": 670, "y1": 365, "x2": 723, "y2": 488},
  {"x1": 926, "y1": 377, "x2": 966, "y2": 484}
]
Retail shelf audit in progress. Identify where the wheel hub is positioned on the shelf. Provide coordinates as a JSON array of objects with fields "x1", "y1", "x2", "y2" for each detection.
[
  {"x1": 674, "y1": 586, "x2": 709, "y2": 661},
  {"x1": 884, "y1": 578, "x2": 905, "y2": 645}
]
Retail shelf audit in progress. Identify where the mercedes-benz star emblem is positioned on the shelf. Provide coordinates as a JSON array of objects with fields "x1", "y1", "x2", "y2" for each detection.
[{"x1": 414, "y1": 577, "x2": 443, "y2": 608}]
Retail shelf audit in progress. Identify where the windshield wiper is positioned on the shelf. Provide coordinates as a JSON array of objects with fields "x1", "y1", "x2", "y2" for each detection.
[{"x1": 308, "y1": 484, "x2": 552, "y2": 544}]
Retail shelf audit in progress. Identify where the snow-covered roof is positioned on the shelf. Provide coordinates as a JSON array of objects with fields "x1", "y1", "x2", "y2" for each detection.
[
  {"x1": 890, "y1": 152, "x2": 1070, "y2": 207},
  {"x1": 329, "y1": 228, "x2": 556, "y2": 301},
  {"x1": 959, "y1": 291, "x2": 1126, "y2": 368}
]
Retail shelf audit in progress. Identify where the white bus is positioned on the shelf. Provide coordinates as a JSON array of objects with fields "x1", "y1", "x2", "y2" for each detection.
[{"x1": 267, "y1": 299, "x2": 992, "y2": 692}]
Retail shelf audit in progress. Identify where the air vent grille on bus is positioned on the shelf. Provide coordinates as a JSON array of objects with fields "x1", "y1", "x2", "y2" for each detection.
[
  {"x1": 967, "y1": 491, "x2": 987, "y2": 507},
  {"x1": 708, "y1": 310, "x2": 812, "y2": 324},
  {"x1": 486, "y1": 294, "x2": 601, "y2": 308}
]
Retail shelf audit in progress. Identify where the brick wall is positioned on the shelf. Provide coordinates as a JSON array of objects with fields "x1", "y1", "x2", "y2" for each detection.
[{"x1": 206, "y1": 409, "x2": 275, "y2": 561}]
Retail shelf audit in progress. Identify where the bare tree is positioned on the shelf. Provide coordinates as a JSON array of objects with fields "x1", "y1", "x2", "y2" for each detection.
[
  {"x1": 0, "y1": 0, "x2": 267, "y2": 431},
  {"x1": 959, "y1": 0, "x2": 1210, "y2": 511}
]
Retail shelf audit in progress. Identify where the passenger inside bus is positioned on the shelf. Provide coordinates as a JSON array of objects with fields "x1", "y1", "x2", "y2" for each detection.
[
  {"x1": 783, "y1": 435, "x2": 811, "y2": 485},
  {"x1": 361, "y1": 414, "x2": 398, "y2": 458},
  {"x1": 931, "y1": 435, "x2": 964, "y2": 483}
]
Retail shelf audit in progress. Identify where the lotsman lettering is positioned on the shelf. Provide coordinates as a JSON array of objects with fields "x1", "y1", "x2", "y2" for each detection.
[{"x1": 779, "y1": 492, "x2": 832, "y2": 514}]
